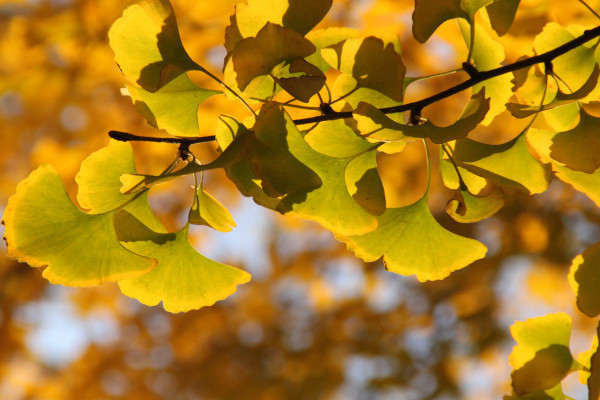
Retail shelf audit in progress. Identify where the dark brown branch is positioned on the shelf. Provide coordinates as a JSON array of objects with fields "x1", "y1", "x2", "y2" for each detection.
[
  {"x1": 108, "y1": 130, "x2": 216, "y2": 145},
  {"x1": 293, "y1": 25, "x2": 600, "y2": 126}
]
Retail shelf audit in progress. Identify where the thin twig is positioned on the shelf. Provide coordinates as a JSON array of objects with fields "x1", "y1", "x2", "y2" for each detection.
[
  {"x1": 578, "y1": 0, "x2": 600, "y2": 20},
  {"x1": 293, "y1": 25, "x2": 600, "y2": 125}
]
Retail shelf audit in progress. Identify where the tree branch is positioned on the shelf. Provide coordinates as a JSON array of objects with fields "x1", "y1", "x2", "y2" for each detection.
[
  {"x1": 293, "y1": 25, "x2": 600, "y2": 126},
  {"x1": 108, "y1": 130, "x2": 216, "y2": 145}
]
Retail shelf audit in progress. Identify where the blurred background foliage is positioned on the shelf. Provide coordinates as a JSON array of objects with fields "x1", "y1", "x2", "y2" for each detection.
[{"x1": 1, "y1": 0, "x2": 600, "y2": 399}]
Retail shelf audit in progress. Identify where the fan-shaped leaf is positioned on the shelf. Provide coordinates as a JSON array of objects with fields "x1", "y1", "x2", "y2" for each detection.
[
  {"x1": 304, "y1": 119, "x2": 374, "y2": 158},
  {"x1": 337, "y1": 194, "x2": 487, "y2": 281},
  {"x1": 305, "y1": 27, "x2": 360, "y2": 72},
  {"x1": 509, "y1": 313, "x2": 578, "y2": 396},
  {"x1": 446, "y1": 184, "x2": 504, "y2": 222},
  {"x1": 115, "y1": 199, "x2": 250, "y2": 313},
  {"x1": 345, "y1": 150, "x2": 386, "y2": 216},
  {"x1": 321, "y1": 36, "x2": 405, "y2": 102},
  {"x1": 189, "y1": 186, "x2": 236, "y2": 232},
  {"x1": 76, "y1": 140, "x2": 137, "y2": 214},
  {"x1": 126, "y1": 74, "x2": 221, "y2": 137},
  {"x1": 108, "y1": 0, "x2": 199, "y2": 92},
  {"x1": 568, "y1": 242, "x2": 600, "y2": 318},
  {"x1": 3, "y1": 165, "x2": 156, "y2": 286},
  {"x1": 486, "y1": 0, "x2": 520, "y2": 36}
]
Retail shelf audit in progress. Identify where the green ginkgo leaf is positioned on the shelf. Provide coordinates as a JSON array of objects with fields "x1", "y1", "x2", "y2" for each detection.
[
  {"x1": 305, "y1": 27, "x2": 361, "y2": 72},
  {"x1": 3, "y1": 165, "x2": 156, "y2": 287},
  {"x1": 446, "y1": 184, "x2": 504, "y2": 223},
  {"x1": 215, "y1": 115, "x2": 280, "y2": 210},
  {"x1": 115, "y1": 199, "x2": 250, "y2": 313},
  {"x1": 412, "y1": 0, "x2": 493, "y2": 43},
  {"x1": 321, "y1": 36, "x2": 405, "y2": 102},
  {"x1": 533, "y1": 23, "x2": 597, "y2": 93},
  {"x1": 235, "y1": 0, "x2": 332, "y2": 39},
  {"x1": 273, "y1": 57, "x2": 326, "y2": 103},
  {"x1": 337, "y1": 194, "x2": 487, "y2": 281},
  {"x1": 250, "y1": 102, "x2": 322, "y2": 198},
  {"x1": 459, "y1": 20, "x2": 513, "y2": 125},
  {"x1": 331, "y1": 73, "x2": 402, "y2": 109},
  {"x1": 440, "y1": 149, "x2": 489, "y2": 194},
  {"x1": 345, "y1": 150, "x2": 386, "y2": 216},
  {"x1": 549, "y1": 110, "x2": 600, "y2": 173},
  {"x1": 304, "y1": 119, "x2": 374, "y2": 158},
  {"x1": 224, "y1": 23, "x2": 316, "y2": 93},
  {"x1": 568, "y1": 242, "x2": 600, "y2": 318},
  {"x1": 353, "y1": 90, "x2": 490, "y2": 144},
  {"x1": 108, "y1": 0, "x2": 200, "y2": 92},
  {"x1": 75, "y1": 140, "x2": 137, "y2": 214},
  {"x1": 509, "y1": 313, "x2": 580, "y2": 396},
  {"x1": 486, "y1": 0, "x2": 520, "y2": 36},
  {"x1": 449, "y1": 130, "x2": 552, "y2": 194},
  {"x1": 126, "y1": 74, "x2": 221, "y2": 137},
  {"x1": 252, "y1": 104, "x2": 379, "y2": 235},
  {"x1": 189, "y1": 185, "x2": 236, "y2": 232}
]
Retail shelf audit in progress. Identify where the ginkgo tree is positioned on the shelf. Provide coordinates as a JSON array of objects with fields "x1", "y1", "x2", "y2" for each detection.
[{"x1": 4, "y1": 0, "x2": 600, "y2": 397}]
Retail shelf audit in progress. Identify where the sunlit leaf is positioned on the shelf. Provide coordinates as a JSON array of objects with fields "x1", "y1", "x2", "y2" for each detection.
[
  {"x1": 75, "y1": 140, "x2": 137, "y2": 214},
  {"x1": 108, "y1": 0, "x2": 200, "y2": 92},
  {"x1": 3, "y1": 165, "x2": 156, "y2": 286},
  {"x1": 321, "y1": 36, "x2": 405, "y2": 101},
  {"x1": 215, "y1": 115, "x2": 280, "y2": 210},
  {"x1": 235, "y1": 0, "x2": 332, "y2": 38},
  {"x1": 345, "y1": 150, "x2": 386, "y2": 216},
  {"x1": 440, "y1": 149, "x2": 489, "y2": 193},
  {"x1": 189, "y1": 186, "x2": 236, "y2": 232},
  {"x1": 568, "y1": 242, "x2": 600, "y2": 318},
  {"x1": 305, "y1": 27, "x2": 361, "y2": 72},
  {"x1": 304, "y1": 119, "x2": 374, "y2": 158},
  {"x1": 459, "y1": 20, "x2": 513, "y2": 125},
  {"x1": 549, "y1": 110, "x2": 600, "y2": 173},
  {"x1": 115, "y1": 199, "x2": 250, "y2": 313},
  {"x1": 509, "y1": 313, "x2": 580, "y2": 396},
  {"x1": 412, "y1": 0, "x2": 493, "y2": 43},
  {"x1": 337, "y1": 194, "x2": 487, "y2": 281},
  {"x1": 331, "y1": 73, "x2": 402, "y2": 109},
  {"x1": 486, "y1": 0, "x2": 520, "y2": 36},
  {"x1": 353, "y1": 90, "x2": 490, "y2": 144},
  {"x1": 249, "y1": 102, "x2": 322, "y2": 198},
  {"x1": 533, "y1": 23, "x2": 597, "y2": 93},
  {"x1": 450, "y1": 130, "x2": 552, "y2": 194},
  {"x1": 273, "y1": 57, "x2": 325, "y2": 102},
  {"x1": 446, "y1": 184, "x2": 504, "y2": 222},
  {"x1": 126, "y1": 74, "x2": 221, "y2": 137},
  {"x1": 224, "y1": 23, "x2": 316, "y2": 93},
  {"x1": 252, "y1": 104, "x2": 379, "y2": 235}
]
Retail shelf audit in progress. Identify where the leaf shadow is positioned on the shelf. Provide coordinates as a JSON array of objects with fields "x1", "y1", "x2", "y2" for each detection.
[
  {"x1": 511, "y1": 344, "x2": 573, "y2": 396},
  {"x1": 114, "y1": 210, "x2": 176, "y2": 245}
]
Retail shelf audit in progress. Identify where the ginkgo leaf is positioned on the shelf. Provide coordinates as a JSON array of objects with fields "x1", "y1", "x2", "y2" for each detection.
[
  {"x1": 549, "y1": 110, "x2": 600, "y2": 173},
  {"x1": 331, "y1": 73, "x2": 402, "y2": 109},
  {"x1": 449, "y1": 130, "x2": 552, "y2": 194},
  {"x1": 440, "y1": 150, "x2": 489, "y2": 193},
  {"x1": 345, "y1": 150, "x2": 386, "y2": 216},
  {"x1": 3, "y1": 165, "x2": 156, "y2": 287},
  {"x1": 273, "y1": 57, "x2": 325, "y2": 102},
  {"x1": 115, "y1": 199, "x2": 250, "y2": 313},
  {"x1": 321, "y1": 36, "x2": 405, "y2": 101},
  {"x1": 189, "y1": 186, "x2": 236, "y2": 232},
  {"x1": 568, "y1": 242, "x2": 600, "y2": 318},
  {"x1": 215, "y1": 115, "x2": 280, "y2": 210},
  {"x1": 353, "y1": 90, "x2": 490, "y2": 144},
  {"x1": 459, "y1": 20, "x2": 513, "y2": 125},
  {"x1": 75, "y1": 140, "x2": 137, "y2": 214},
  {"x1": 225, "y1": 23, "x2": 316, "y2": 93},
  {"x1": 576, "y1": 334, "x2": 597, "y2": 385},
  {"x1": 250, "y1": 102, "x2": 322, "y2": 198},
  {"x1": 486, "y1": 0, "x2": 520, "y2": 36},
  {"x1": 533, "y1": 23, "x2": 597, "y2": 93},
  {"x1": 337, "y1": 194, "x2": 487, "y2": 281},
  {"x1": 412, "y1": 0, "x2": 493, "y2": 43},
  {"x1": 509, "y1": 313, "x2": 580, "y2": 396},
  {"x1": 126, "y1": 74, "x2": 221, "y2": 137},
  {"x1": 235, "y1": 0, "x2": 332, "y2": 38},
  {"x1": 305, "y1": 27, "x2": 361, "y2": 72},
  {"x1": 446, "y1": 184, "x2": 504, "y2": 223},
  {"x1": 108, "y1": 0, "x2": 200, "y2": 92},
  {"x1": 304, "y1": 119, "x2": 374, "y2": 158},
  {"x1": 252, "y1": 103, "x2": 379, "y2": 235}
]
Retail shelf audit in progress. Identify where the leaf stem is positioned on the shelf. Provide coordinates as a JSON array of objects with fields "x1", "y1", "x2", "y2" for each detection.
[
  {"x1": 293, "y1": 25, "x2": 600, "y2": 125},
  {"x1": 578, "y1": 0, "x2": 600, "y2": 20}
]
